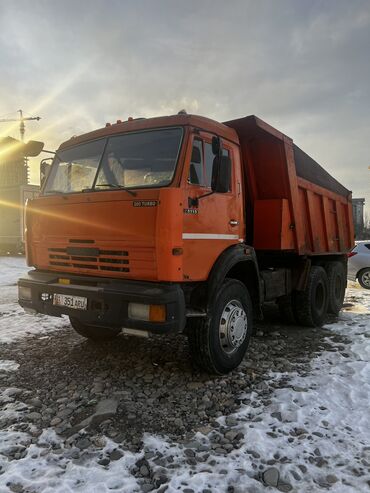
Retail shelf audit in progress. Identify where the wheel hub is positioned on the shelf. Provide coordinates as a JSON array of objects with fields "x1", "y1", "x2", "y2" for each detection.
[
  {"x1": 362, "y1": 271, "x2": 370, "y2": 287},
  {"x1": 219, "y1": 300, "x2": 248, "y2": 354}
]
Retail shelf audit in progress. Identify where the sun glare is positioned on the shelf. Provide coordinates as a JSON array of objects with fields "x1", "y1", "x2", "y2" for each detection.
[
  {"x1": 0, "y1": 197, "x2": 127, "y2": 235},
  {"x1": 0, "y1": 139, "x2": 24, "y2": 160},
  {"x1": 0, "y1": 61, "x2": 94, "y2": 142}
]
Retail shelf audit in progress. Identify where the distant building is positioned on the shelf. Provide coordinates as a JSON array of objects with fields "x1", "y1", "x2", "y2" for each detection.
[
  {"x1": 0, "y1": 136, "x2": 29, "y2": 186},
  {"x1": 0, "y1": 137, "x2": 36, "y2": 252},
  {"x1": 0, "y1": 156, "x2": 29, "y2": 186},
  {"x1": 352, "y1": 198, "x2": 365, "y2": 239}
]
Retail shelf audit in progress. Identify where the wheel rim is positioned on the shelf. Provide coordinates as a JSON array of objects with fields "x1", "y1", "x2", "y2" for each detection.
[
  {"x1": 361, "y1": 271, "x2": 370, "y2": 287},
  {"x1": 218, "y1": 300, "x2": 248, "y2": 355}
]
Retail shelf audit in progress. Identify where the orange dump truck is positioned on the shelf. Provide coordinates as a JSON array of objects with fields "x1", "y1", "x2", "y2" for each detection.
[{"x1": 18, "y1": 114, "x2": 354, "y2": 373}]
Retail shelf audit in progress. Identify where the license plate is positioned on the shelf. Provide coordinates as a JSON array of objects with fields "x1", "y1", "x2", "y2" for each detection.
[{"x1": 53, "y1": 294, "x2": 87, "y2": 310}]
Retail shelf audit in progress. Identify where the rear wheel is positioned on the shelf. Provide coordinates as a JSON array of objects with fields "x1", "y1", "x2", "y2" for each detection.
[
  {"x1": 358, "y1": 268, "x2": 370, "y2": 289},
  {"x1": 69, "y1": 317, "x2": 121, "y2": 341},
  {"x1": 187, "y1": 279, "x2": 253, "y2": 374},
  {"x1": 326, "y1": 261, "x2": 346, "y2": 314},
  {"x1": 294, "y1": 266, "x2": 329, "y2": 327}
]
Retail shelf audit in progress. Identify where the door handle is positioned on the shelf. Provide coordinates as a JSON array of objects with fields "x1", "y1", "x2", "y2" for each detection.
[{"x1": 229, "y1": 220, "x2": 239, "y2": 226}]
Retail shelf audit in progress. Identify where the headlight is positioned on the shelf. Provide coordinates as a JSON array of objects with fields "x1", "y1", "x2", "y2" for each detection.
[
  {"x1": 128, "y1": 303, "x2": 166, "y2": 322},
  {"x1": 19, "y1": 286, "x2": 32, "y2": 301}
]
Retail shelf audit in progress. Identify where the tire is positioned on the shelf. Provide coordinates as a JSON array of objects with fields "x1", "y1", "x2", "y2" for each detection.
[
  {"x1": 187, "y1": 279, "x2": 253, "y2": 374},
  {"x1": 277, "y1": 294, "x2": 297, "y2": 324},
  {"x1": 294, "y1": 266, "x2": 329, "y2": 327},
  {"x1": 326, "y1": 262, "x2": 346, "y2": 314},
  {"x1": 69, "y1": 317, "x2": 121, "y2": 341},
  {"x1": 358, "y1": 268, "x2": 370, "y2": 289}
]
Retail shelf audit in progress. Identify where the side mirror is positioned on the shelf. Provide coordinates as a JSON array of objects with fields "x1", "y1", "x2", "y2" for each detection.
[
  {"x1": 40, "y1": 159, "x2": 52, "y2": 188},
  {"x1": 24, "y1": 140, "x2": 44, "y2": 157},
  {"x1": 0, "y1": 137, "x2": 44, "y2": 158},
  {"x1": 211, "y1": 155, "x2": 231, "y2": 193},
  {"x1": 212, "y1": 136, "x2": 221, "y2": 156}
]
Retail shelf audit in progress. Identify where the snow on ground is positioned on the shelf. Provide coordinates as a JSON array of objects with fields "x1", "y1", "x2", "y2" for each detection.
[
  {"x1": 0, "y1": 257, "x2": 30, "y2": 288},
  {"x1": 0, "y1": 257, "x2": 369, "y2": 492},
  {"x1": 0, "y1": 257, "x2": 68, "y2": 343},
  {"x1": 136, "y1": 287, "x2": 370, "y2": 493},
  {"x1": 0, "y1": 302, "x2": 68, "y2": 344}
]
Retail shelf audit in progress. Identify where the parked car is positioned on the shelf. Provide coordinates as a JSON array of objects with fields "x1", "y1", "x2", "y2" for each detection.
[{"x1": 348, "y1": 241, "x2": 370, "y2": 289}]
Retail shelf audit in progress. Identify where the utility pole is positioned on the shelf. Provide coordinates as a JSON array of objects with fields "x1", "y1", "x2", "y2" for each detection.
[{"x1": 0, "y1": 109, "x2": 41, "y2": 141}]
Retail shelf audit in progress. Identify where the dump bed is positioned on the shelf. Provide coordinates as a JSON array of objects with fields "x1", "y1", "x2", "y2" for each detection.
[{"x1": 224, "y1": 116, "x2": 354, "y2": 255}]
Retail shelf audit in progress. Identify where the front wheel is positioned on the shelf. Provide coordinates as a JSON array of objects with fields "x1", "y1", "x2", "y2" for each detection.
[
  {"x1": 69, "y1": 317, "x2": 121, "y2": 341},
  {"x1": 358, "y1": 268, "x2": 370, "y2": 289},
  {"x1": 187, "y1": 279, "x2": 253, "y2": 374}
]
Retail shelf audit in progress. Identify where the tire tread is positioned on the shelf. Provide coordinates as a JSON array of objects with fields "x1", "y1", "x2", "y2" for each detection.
[
  {"x1": 326, "y1": 261, "x2": 346, "y2": 314},
  {"x1": 187, "y1": 279, "x2": 253, "y2": 374},
  {"x1": 294, "y1": 266, "x2": 329, "y2": 327}
]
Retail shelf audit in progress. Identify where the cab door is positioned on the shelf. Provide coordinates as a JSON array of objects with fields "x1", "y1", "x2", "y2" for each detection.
[{"x1": 182, "y1": 131, "x2": 244, "y2": 281}]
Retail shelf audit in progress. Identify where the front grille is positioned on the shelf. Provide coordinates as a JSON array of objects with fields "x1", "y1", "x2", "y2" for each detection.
[{"x1": 48, "y1": 247, "x2": 130, "y2": 273}]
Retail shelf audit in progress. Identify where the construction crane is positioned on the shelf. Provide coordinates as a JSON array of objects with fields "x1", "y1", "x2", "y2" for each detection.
[{"x1": 0, "y1": 109, "x2": 41, "y2": 141}]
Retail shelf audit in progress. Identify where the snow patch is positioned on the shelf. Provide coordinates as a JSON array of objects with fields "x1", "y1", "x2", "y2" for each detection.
[
  {"x1": 0, "y1": 256, "x2": 29, "y2": 286},
  {"x1": 0, "y1": 257, "x2": 69, "y2": 343},
  {"x1": 0, "y1": 360, "x2": 19, "y2": 371},
  {"x1": 0, "y1": 303, "x2": 68, "y2": 344}
]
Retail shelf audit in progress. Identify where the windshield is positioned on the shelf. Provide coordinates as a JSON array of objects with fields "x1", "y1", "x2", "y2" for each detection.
[
  {"x1": 44, "y1": 140, "x2": 105, "y2": 194},
  {"x1": 43, "y1": 127, "x2": 183, "y2": 194}
]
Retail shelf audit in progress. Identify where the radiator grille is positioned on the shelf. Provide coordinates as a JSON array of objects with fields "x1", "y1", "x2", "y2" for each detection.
[{"x1": 48, "y1": 247, "x2": 129, "y2": 273}]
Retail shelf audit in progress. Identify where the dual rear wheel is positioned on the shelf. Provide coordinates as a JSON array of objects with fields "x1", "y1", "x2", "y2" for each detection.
[{"x1": 278, "y1": 262, "x2": 346, "y2": 327}]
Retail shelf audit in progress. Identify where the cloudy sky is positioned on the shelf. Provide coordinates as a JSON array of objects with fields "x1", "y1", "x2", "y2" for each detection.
[{"x1": 0, "y1": 0, "x2": 369, "y2": 213}]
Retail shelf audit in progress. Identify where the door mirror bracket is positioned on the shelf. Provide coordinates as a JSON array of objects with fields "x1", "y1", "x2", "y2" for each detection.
[{"x1": 188, "y1": 191, "x2": 214, "y2": 208}]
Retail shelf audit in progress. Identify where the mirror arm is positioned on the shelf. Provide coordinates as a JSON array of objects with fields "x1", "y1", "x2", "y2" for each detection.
[
  {"x1": 188, "y1": 191, "x2": 214, "y2": 208},
  {"x1": 41, "y1": 149, "x2": 62, "y2": 160}
]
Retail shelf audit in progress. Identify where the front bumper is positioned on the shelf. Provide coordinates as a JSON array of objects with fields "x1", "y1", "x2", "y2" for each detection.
[{"x1": 18, "y1": 270, "x2": 186, "y2": 334}]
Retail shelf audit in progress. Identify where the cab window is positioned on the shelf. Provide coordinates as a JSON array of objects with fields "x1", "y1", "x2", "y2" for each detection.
[{"x1": 188, "y1": 138, "x2": 231, "y2": 190}]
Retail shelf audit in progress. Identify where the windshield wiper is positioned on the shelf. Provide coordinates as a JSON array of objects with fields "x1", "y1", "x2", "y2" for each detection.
[{"x1": 94, "y1": 183, "x2": 137, "y2": 196}]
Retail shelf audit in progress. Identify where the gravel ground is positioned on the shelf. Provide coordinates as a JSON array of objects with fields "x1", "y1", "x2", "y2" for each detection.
[
  {"x1": 0, "y1": 309, "x2": 354, "y2": 492},
  {"x1": 0, "y1": 314, "x2": 338, "y2": 449},
  {"x1": 0, "y1": 259, "x2": 369, "y2": 492}
]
